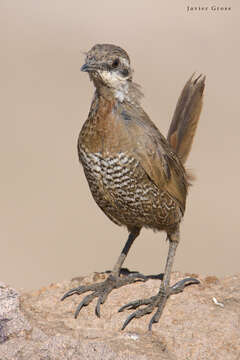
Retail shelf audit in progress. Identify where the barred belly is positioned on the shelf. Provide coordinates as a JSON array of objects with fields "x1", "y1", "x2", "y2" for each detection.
[{"x1": 79, "y1": 148, "x2": 182, "y2": 230}]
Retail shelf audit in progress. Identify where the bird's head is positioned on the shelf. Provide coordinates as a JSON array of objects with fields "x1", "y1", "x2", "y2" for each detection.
[{"x1": 81, "y1": 44, "x2": 134, "y2": 102}]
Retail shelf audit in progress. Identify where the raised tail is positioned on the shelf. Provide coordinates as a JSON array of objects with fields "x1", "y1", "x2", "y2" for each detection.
[{"x1": 167, "y1": 73, "x2": 205, "y2": 165}]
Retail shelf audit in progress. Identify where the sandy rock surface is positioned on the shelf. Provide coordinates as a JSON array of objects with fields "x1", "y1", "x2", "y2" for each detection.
[{"x1": 0, "y1": 272, "x2": 240, "y2": 359}]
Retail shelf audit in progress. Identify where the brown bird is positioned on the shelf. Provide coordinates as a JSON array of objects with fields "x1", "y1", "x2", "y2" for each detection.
[{"x1": 62, "y1": 44, "x2": 205, "y2": 330}]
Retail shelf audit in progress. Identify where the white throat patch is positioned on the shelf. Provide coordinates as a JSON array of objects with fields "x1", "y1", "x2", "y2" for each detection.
[{"x1": 98, "y1": 70, "x2": 129, "y2": 102}]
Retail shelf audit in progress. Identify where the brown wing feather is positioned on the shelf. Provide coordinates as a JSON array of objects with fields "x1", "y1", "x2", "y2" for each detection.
[{"x1": 118, "y1": 104, "x2": 188, "y2": 212}]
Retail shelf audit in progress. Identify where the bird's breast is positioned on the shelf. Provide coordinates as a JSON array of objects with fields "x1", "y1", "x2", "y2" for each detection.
[{"x1": 79, "y1": 148, "x2": 140, "y2": 192}]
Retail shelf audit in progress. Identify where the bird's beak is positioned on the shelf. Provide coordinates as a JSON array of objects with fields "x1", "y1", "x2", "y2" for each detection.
[
  {"x1": 80, "y1": 63, "x2": 90, "y2": 72},
  {"x1": 81, "y1": 63, "x2": 98, "y2": 72}
]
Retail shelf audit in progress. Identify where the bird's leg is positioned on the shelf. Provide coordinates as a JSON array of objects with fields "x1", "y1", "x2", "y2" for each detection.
[
  {"x1": 61, "y1": 227, "x2": 148, "y2": 318},
  {"x1": 119, "y1": 227, "x2": 200, "y2": 330}
]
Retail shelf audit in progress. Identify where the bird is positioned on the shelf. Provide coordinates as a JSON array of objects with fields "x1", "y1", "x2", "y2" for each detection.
[{"x1": 61, "y1": 43, "x2": 205, "y2": 330}]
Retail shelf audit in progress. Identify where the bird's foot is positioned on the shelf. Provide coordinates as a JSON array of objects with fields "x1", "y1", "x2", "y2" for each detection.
[
  {"x1": 119, "y1": 277, "x2": 200, "y2": 331},
  {"x1": 61, "y1": 272, "x2": 148, "y2": 318}
]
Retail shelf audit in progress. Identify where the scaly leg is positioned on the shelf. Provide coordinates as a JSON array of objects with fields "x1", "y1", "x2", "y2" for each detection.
[
  {"x1": 61, "y1": 227, "x2": 148, "y2": 318},
  {"x1": 119, "y1": 227, "x2": 200, "y2": 330}
]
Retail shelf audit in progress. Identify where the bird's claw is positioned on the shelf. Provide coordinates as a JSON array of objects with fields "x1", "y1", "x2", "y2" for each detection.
[
  {"x1": 61, "y1": 272, "x2": 148, "y2": 318},
  {"x1": 119, "y1": 277, "x2": 200, "y2": 330}
]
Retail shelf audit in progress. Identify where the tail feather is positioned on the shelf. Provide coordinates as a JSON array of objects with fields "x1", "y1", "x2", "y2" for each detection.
[{"x1": 167, "y1": 73, "x2": 206, "y2": 165}]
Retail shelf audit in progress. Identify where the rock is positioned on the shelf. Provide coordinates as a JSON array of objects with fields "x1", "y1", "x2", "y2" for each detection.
[{"x1": 0, "y1": 272, "x2": 240, "y2": 359}]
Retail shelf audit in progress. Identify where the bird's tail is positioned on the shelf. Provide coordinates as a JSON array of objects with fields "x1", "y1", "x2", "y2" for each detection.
[{"x1": 167, "y1": 73, "x2": 205, "y2": 165}]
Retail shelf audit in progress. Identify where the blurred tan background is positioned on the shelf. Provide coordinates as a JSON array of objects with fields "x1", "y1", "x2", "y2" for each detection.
[{"x1": 1, "y1": 1, "x2": 239, "y2": 290}]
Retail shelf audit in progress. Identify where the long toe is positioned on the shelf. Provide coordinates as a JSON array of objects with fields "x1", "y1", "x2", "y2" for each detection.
[
  {"x1": 74, "y1": 292, "x2": 97, "y2": 318},
  {"x1": 169, "y1": 277, "x2": 200, "y2": 295},
  {"x1": 119, "y1": 295, "x2": 158, "y2": 312},
  {"x1": 121, "y1": 301, "x2": 157, "y2": 330},
  {"x1": 61, "y1": 284, "x2": 94, "y2": 301}
]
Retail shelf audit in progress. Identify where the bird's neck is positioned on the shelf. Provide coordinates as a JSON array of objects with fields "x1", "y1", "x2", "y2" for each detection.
[
  {"x1": 94, "y1": 82, "x2": 127, "y2": 103},
  {"x1": 94, "y1": 80, "x2": 143, "y2": 106}
]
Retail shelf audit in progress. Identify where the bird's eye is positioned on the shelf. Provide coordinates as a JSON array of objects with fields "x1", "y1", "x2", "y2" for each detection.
[{"x1": 112, "y1": 58, "x2": 120, "y2": 68}]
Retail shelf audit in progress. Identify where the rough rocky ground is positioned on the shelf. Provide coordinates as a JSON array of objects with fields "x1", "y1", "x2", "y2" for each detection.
[{"x1": 0, "y1": 271, "x2": 240, "y2": 360}]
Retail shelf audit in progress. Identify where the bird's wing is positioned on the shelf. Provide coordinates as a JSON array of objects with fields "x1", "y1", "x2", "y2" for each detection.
[{"x1": 119, "y1": 105, "x2": 188, "y2": 212}]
